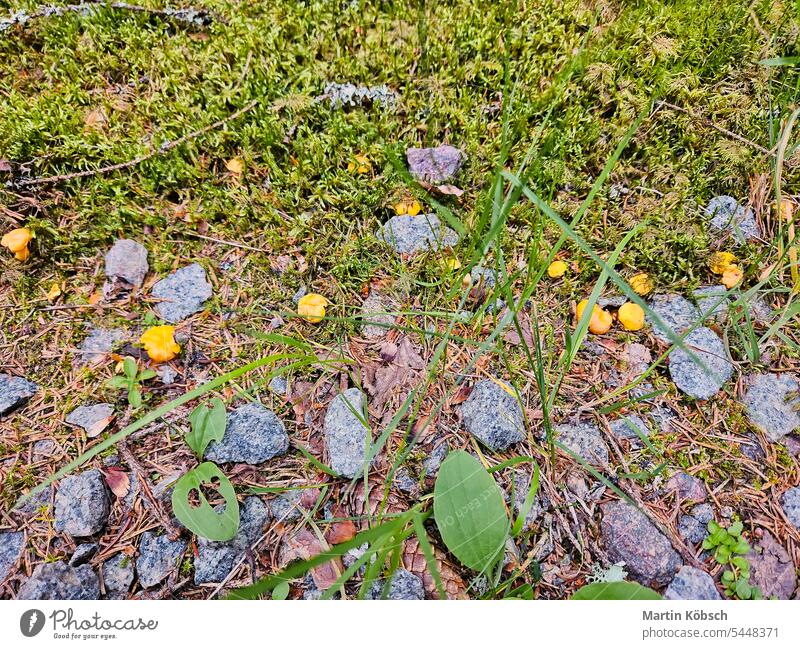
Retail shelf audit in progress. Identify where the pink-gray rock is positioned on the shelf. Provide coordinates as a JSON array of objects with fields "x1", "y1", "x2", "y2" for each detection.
[
  {"x1": 745, "y1": 530, "x2": 797, "y2": 599},
  {"x1": 781, "y1": 487, "x2": 800, "y2": 530},
  {"x1": 366, "y1": 567, "x2": 425, "y2": 600},
  {"x1": 136, "y1": 532, "x2": 187, "y2": 588},
  {"x1": 361, "y1": 293, "x2": 396, "y2": 339},
  {"x1": 678, "y1": 503, "x2": 714, "y2": 545},
  {"x1": 54, "y1": 469, "x2": 110, "y2": 537},
  {"x1": 600, "y1": 502, "x2": 681, "y2": 588},
  {"x1": 205, "y1": 402, "x2": 289, "y2": 464},
  {"x1": 151, "y1": 263, "x2": 213, "y2": 323},
  {"x1": 102, "y1": 552, "x2": 135, "y2": 599},
  {"x1": 0, "y1": 530, "x2": 24, "y2": 582},
  {"x1": 461, "y1": 379, "x2": 525, "y2": 451},
  {"x1": 742, "y1": 373, "x2": 800, "y2": 442},
  {"x1": 668, "y1": 327, "x2": 732, "y2": 399},
  {"x1": 0, "y1": 373, "x2": 38, "y2": 416},
  {"x1": 406, "y1": 145, "x2": 465, "y2": 184},
  {"x1": 556, "y1": 421, "x2": 608, "y2": 467},
  {"x1": 664, "y1": 566, "x2": 721, "y2": 600},
  {"x1": 65, "y1": 403, "x2": 114, "y2": 436},
  {"x1": 664, "y1": 471, "x2": 707, "y2": 502},
  {"x1": 17, "y1": 561, "x2": 100, "y2": 599},
  {"x1": 104, "y1": 239, "x2": 149, "y2": 287},
  {"x1": 378, "y1": 214, "x2": 459, "y2": 255},
  {"x1": 324, "y1": 388, "x2": 371, "y2": 478}
]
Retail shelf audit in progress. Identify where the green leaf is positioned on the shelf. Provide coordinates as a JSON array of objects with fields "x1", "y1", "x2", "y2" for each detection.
[
  {"x1": 735, "y1": 578, "x2": 751, "y2": 599},
  {"x1": 271, "y1": 581, "x2": 290, "y2": 600},
  {"x1": 707, "y1": 520, "x2": 721, "y2": 534},
  {"x1": 433, "y1": 450, "x2": 509, "y2": 573},
  {"x1": 571, "y1": 581, "x2": 662, "y2": 600},
  {"x1": 722, "y1": 570, "x2": 734, "y2": 583},
  {"x1": 108, "y1": 376, "x2": 129, "y2": 389},
  {"x1": 731, "y1": 556, "x2": 749, "y2": 571},
  {"x1": 759, "y1": 56, "x2": 800, "y2": 67},
  {"x1": 728, "y1": 521, "x2": 743, "y2": 536},
  {"x1": 123, "y1": 357, "x2": 138, "y2": 380},
  {"x1": 186, "y1": 398, "x2": 227, "y2": 458},
  {"x1": 139, "y1": 369, "x2": 157, "y2": 381},
  {"x1": 715, "y1": 547, "x2": 731, "y2": 563},
  {"x1": 128, "y1": 388, "x2": 142, "y2": 408},
  {"x1": 171, "y1": 462, "x2": 239, "y2": 541}
]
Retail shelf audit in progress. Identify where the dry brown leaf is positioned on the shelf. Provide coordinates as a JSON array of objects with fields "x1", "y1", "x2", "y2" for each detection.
[
  {"x1": 403, "y1": 536, "x2": 468, "y2": 600},
  {"x1": 103, "y1": 467, "x2": 130, "y2": 498},
  {"x1": 225, "y1": 157, "x2": 244, "y2": 175},
  {"x1": 84, "y1": 108, "x2": 108, "y2": 130},
  {"x1": 367, "y1": 336, "x2": 425, "y2": 414},
  {"x1": 86, "y1": 414, "x2": 114, "y2": 438},
  {"x1": 435, "y1": 184, "x2": 464, "y2": 197},
  {"x1": 279, "y1": 528, "x2": 342, "y2": 590},
  {"x1": 325, "y1": 520, "x2": 357, "y2": 546}
]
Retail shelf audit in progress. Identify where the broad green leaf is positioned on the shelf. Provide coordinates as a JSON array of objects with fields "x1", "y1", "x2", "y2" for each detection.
[
  {"x1": 123, "y1": 357, "x2": 138, "y2": 380},
  {"x1": 272, "y1": 582, "x2": 290, "y2": 600},
  {"x1": 128, "y1": 388, "x2": 141, "y2": 408},
  {"x1": 172, "y1": 462, "x2": 239, "y2": 541},
  {"x1": 139, "y1": 369, "x2": 157, "y2": 381},
  {"x1": 108, "y1": 376, "x2": 129, "y2": 388},
  {"x1": 186, "y1": 398, "x2": 227, "y2": 458},
  {"x1": 728, "y1": 521, "x2": 743, "y2": 536},
  {"x1": 571, "y1": 581, "x2": 662, "y2": 600},
  {"x1": 433, "y1": 450, "x2": 509, "y2": 573}
]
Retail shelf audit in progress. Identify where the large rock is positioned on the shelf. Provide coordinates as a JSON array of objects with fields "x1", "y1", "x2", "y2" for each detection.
[
  {"x1": 406, "y1": 145, "x2": 466, "y2": 184},
  {"x1": 366, "y1": 568, "x2": 425, "y2": 600},
  {"x1": 704, "y1": 195, "x2": 760, "y2": 243},
  {"x1": 678, "y1": 503, "x2": 714, "y2": 545},
  {"x1": 136, "y1": 532, "x2": 187, "y2": 588},
  {"x1": 745, "y1": 530, "x2": 796, "y2": 599},
  {"x1": 378, "y1": 214, "x2": 459, "y2": 255},
  {"x1": 205, "y1": 402, "x2": 289, "y2": 464},
  {"x1": 75, "y1": 327, "x2": 126, "y2": 367},
  {"x1": 151, "y1": 263, "x2": 213, "y2": 323},
  {"x1": 102, "y1": 553, "x2": 135, "y2": 599},
  {"x1": 0, "y1": 373, "x2": 38, "y2": 416},
  {"x1": 0, "y1": 531, "x2": 24, "y2": 582},
  {"x1": 556, "y1": 422, "x2": 608, "y2": 466},
  {"x1": 600, "y1": 502, "x2": 681, "y2": 588},
  {"x1": 54, "y1": 469, "x2": 110, "y2": 537},
  {"x1": 461, "y1": 379, "x2": 525, "y2": 451},
  {"x1": 742, "y1": 373, "x2": 800, "y2": 442},
  {"x1": 17, "y1": 561, "x2": 100, "y2": 599},
  {"x1": 104, "y1": 239, "x2": 148, "y2": 287},
  {"x1": 664, "y1": 566, "x2": 721, "y2": 600},
  {"x1": 194, "y1": 496, "x2": 269, "y2": 585},
  {"x1": 781, "y1": 487, "x2": 800, "y2": 530},
  {"x1": 668, "y1": 327, "x2": 732, "y2": 399},
  {"x1": 324, "y1": 388, "x2": 371, "y2": 478},
  {"x1": 647, "y1": 294, "x2": 700, "y2": 343}
]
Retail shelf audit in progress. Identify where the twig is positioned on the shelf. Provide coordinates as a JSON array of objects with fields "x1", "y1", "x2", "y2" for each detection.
[
  {"x1": 1, "y1": 2, "x2": 214, "y2": 35},
  {"x1": 170, "y1": 233, "x2": 269, "y2": 253},
  {"x1": 10, "y1": 99, "x2": 258, "y2": 188},
  {"x1": 656, "y1": 100, "x2": 772, "y2": 156}
]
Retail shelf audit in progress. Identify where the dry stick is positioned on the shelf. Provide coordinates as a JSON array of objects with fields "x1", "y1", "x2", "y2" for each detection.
[
  {"x1": 12, "y1": 100, "x2": 258, "y2": 188},
  {"x1": 656, "y1": 100, "x2": 773, "y2": 157}
]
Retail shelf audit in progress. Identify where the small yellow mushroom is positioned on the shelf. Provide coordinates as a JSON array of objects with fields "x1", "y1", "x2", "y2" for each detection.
[
  {"x1": 721, "y1": 266, "x2": 743, "y2": 289},
  {"x1": 139, "y1": 325, "x2": 181, "y2": 363},
  {"x1": 1, "y1": 227, "x2": 33, "y2": 261},
  {"x1": 629, "y1": 272, "x2": 653, "y2": 296},
  {"x1": 576, "y1": 299, "x2": 613, "y2": 335},
  {"x1": 709, "y1": 251, "x2": 737, "y2": 275},
  {"x1": 394, "y1": 199, "x2": 422, "y2": 216},
  {"x1": 618, "y1": 302, "x2": 645, "y2": 331},
  {"x1": 547, "y1": 260, "x2": 567, "y2": 278},
  {"x1": 298, "y1": 293, "x2": 328, "y2": 323}
]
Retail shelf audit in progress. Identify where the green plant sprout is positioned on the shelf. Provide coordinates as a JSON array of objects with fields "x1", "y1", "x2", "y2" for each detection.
[
  {"x1": 703, "y1": 520, "x2": 762, "y2": 600},
  {"x1": 107, "y1": 356, "x2": 156, "y2": 408}
]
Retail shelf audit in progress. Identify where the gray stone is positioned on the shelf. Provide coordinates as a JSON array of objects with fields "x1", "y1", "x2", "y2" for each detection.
[
  {"x1": 471, "y1": 266, "x2": 498, "y2": 290},
  {"x1": 394, "y1": 468, "x2": 419, "y2": 496},
  {"x1": 556, "y1": 422, "x2": 608, "y2": 466},
  {"x1": 33, "y1": 439, "x2": 56, "y2": 458},
  {"x1": 54, "y1": 469, "x2": 110, "y2": 537},
  {"x1": 423, "y1": 441, "x2": 449, "y2": 477},
  {"x1": 205, "y1": 402, "x2": 289, "y2": 464},
  {"x1": 406, "y1": 145, "x2": 466, "y2": 184},
  {"x1": 0, "y1": 531, "x2": 24, "y2": 582},
  {"x1": 738, "y1": 431, "x2": 766, "y2": 462},
  {"x1": 692, "y1": 285, "x2": 729, "y2": 319},
  {"x1": 366, "y1": 568, "x2": 425, "y2": 600},
  {"x1": 461, "y1": 379, "x2": 525, "y2": 451},
  {"x1": 69, "y1": 543, "x2": 98, "y2": 567},
  {"x1": 65, "y1": 403, "x2": 114, "y2": 437},
  {"x1": 678, "y1": 503, "x2": 714, "y2": 545},
  {"x1": 664, "y1": 566, "x2": 721, "y2": 600},
  {"x1": 664, "y1": 472, "x2": 707, "y2": 502},
  {"x1": 324, "y1": 388, "x2": 371, "y2": 478},
  {"x1": 361, "y1": 293, "x2": 396, "y2": 339},
  {"x1": 781, "y1": 487, "x2": 800, "y2": 530},
  {"x1": 323, "y1": 82, "x2": 398, "y2": 110},
  {"x1": 269, "y1": 490, "x2": 309, "y2": 523},
  {"x1": 668, "y1": 327, "x2": 732, "y2": 399},
  {"x1": 75, "y1": 327, "x2": 126, "y2": 366},
  {"x1": 0, "y1": 373, "x2": 38, "y2": 416},
  {"x1": 151, "y1": 263, "x2": 213, "y2": 323},
  {"x1": 378, "y1": 214, "x2": 459, "y2": 255},
  {"x1": 649, "y1": 406, "x2": 677, "y2": 433},
  {"x1": 746, "y1": 530, "x2": 796, "y2": 599},
  {"x1": 17, "y1": 485, "x2": 53, "y2": 515},
  {"x1": 195, "y1": 496, "x2": 268, "y2": 584},
  {"x1": 102, "y1": 553, "x2": 134, "y2": 599},
  {"x1": 704, "y1": 195, "x2": 760, "y2": 243},
  {"x1": 608, "y1": 415, "x2": 650, "y2": 444},
  {"x1": 104, "y1": 239, "x2": 148, "y2": 287},
  {"x1": 17, "y1": 561, "x2": 100, "y2": 600},
  {"x1": 742, "y1": 373, "x2": 800, "y2": 442},
  {"x1": 291, "y1": 285, "x2": 307, "y2": 304},
  {"x1": 513, "y1": 474, "x2": 548, "y2": 532},
  {"x1": 647, "y1": 294, "x2": 700, "y2": 343},
  {"x1": 136, "y1": 532, "x2": 187, "y2": 588},
  {"x1": 600, "y1": 501, "x2": 681, "y2": 588}
]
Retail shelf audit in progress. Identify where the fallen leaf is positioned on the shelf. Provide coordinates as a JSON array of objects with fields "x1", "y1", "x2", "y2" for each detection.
[
  {"x1": 434, "y1": 184, "x2": 464, "y2": 197},
  {"x1": 84, "y1": 108, "x2": 108, "y2": 130},
  {"x1": 86, "y1": 414, "x2": 114, "y2": 438},
  {"x1": 279, "y1": 528, "x2": 342, "y2": 590},
  {"x1": 225, "y1": 157, "x2": 244, "y2": 174},
  {"x1": 325, "y1": 520, "x2": 357, "y2": 545},
  {"x1": 103, "y1": 467, "x2": 131, "y2": 498},
  {"x1": 46, "y1": 283, "x2": 62, "y2": 302}
]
